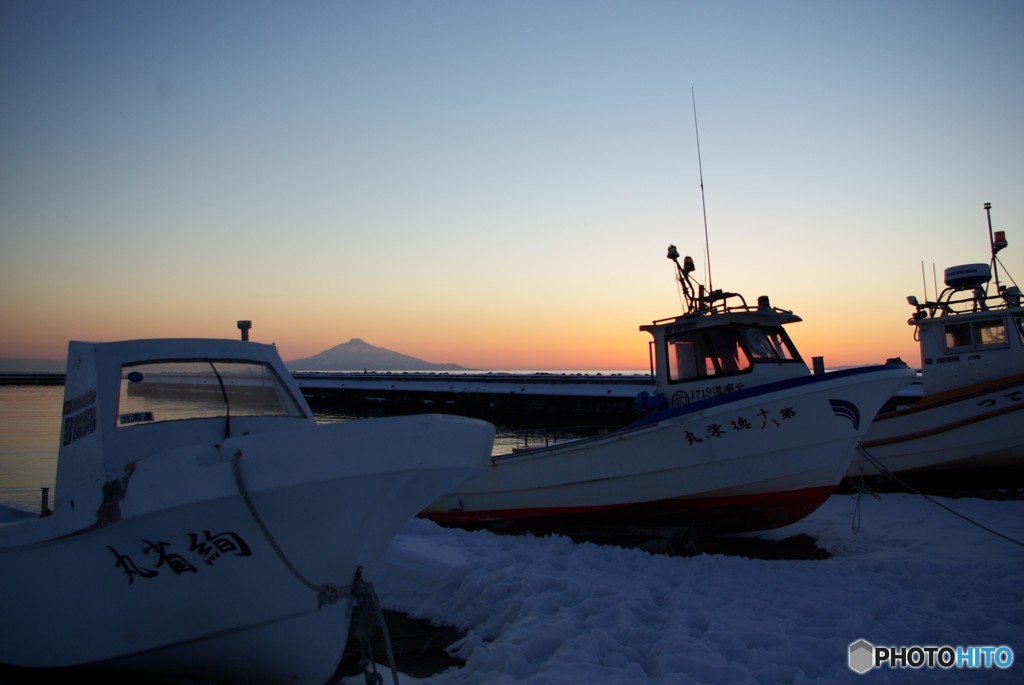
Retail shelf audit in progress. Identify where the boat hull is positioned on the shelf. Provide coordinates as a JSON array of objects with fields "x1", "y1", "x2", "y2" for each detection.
[
  {"x1": 0, "y1": 414, "x2": 494, "y2": 684},
  {"x1": 422, "y1": 366, "x2": 912, "y2": 536},
  {"x1": 850, "y1": 373, "x2": 1024, "y2": 481}
]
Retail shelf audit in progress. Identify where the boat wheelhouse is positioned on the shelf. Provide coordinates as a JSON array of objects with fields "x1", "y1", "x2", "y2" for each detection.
[
  {"x1": 909, "y1": 261, "x2": 1022, "y2": 395},
  {"x1": 638, "y1": 246, "x2": 809, "y2": 413}
]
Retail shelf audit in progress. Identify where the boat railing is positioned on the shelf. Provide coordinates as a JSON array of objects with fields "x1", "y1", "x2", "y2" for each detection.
[
  {"x1": 649, "y1": 294, "x2": 795, "y2": 326},
  {"x1": 909, "y1": 285, "x2": 1022, "y2": 321},
  {"x1": 690, "y1": 289, "x2": 748, "y2": 315}
]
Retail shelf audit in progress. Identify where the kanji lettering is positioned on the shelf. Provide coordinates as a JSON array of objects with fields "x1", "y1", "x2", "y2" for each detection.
[
  {"x1": 109, "y1": 545, "x2": 159, "y2": 584},
  {"x1": 189, "y1": 530, "x2": 252, "y2": 566},
  {"x1": 143, "y1": 539, "x2": 198, "y2": 575}
]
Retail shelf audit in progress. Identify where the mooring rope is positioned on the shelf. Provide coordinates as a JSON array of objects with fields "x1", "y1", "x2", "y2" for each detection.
[
  {"x1": 847, "y1": 472, "x2": 880, "y2": 535},
  {"x1": 854, "y1": 447, "x2": 1024, "y2": 549},
  {"x1": 232, "y1": 449, "x2": 402, "y2": 683},
  {"x1": 231, "y1": 449, "x2": 341, "y2": 605},
  {"x1": 351, "y1": 569, "x2": 401, "y2": 685}
]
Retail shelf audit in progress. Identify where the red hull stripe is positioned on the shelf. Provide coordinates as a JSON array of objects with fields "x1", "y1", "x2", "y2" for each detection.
[{"x1": 421, "y1": 485, "x2": 836, "y2": 534}]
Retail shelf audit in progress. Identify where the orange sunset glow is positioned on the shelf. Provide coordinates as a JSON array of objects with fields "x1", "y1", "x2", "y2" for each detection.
[{"x1": 1, "y1": 3, "x2": 1021, "y2": 372}]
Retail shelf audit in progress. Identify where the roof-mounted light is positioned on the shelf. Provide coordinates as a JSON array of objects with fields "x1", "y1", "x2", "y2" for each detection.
[{"x1": 993, "y1": 230, "x2": 1008, "y2": 254}]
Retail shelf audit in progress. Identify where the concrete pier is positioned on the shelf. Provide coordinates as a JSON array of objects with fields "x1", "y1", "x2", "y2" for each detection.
[
  {"x1": 0, "y1": 371, "x2": 655, "y2": 426},
  {"x1": 0, "y1": 373, "x2": 66, "y2": 386},
  {"x1": 293, "y1": 371, "x2": 653, "y2": 426}
]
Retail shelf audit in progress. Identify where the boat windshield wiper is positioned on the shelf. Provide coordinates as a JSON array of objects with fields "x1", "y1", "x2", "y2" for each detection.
[{"x1": 208, "y1": 361, "x2": 231, "y2": 440}]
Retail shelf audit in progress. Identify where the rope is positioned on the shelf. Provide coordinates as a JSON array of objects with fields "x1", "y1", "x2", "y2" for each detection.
[
  {"x1": 351, "y1": 569, "x2": 401, "y2": 685},
  {"x1": 846, "y1": 472, "x2": 880, "y2": 535},
  {"x1": 854, "y1": 447, "x2": 1024, "y2": 548},
  {"x1": 231, "y1": 449, "x2": 342, "y2": 605},
  {"x1": 232, "y1": 450, "x2": 402, "y2": 684}
]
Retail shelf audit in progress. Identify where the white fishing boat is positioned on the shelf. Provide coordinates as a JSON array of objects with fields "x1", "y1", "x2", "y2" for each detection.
[
  {"x1": 850, "y1": 202, "x2": 1024, "y2": 488},
  {"x1": 420, "y1": 246, "x2": 913, "y2": 541},
  {"x1": 0, "y1": 337, "x2": 494, "y2": 684}
]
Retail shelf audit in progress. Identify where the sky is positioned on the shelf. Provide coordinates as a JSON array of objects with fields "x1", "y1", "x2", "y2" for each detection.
[
  {"x1": 351, "y1": 493, "x2": 1022, "y2": 684},
  {"x1": 2, "y1": 1, "x2": 1023, "y2": 370}
]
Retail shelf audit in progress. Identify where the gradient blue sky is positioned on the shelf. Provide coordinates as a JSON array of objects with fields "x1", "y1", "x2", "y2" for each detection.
[{"x1": 2, "y1": 1, "x2": 1022, "y2": 369}]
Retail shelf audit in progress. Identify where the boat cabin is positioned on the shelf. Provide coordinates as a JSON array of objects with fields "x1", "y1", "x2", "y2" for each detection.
[
  {"x1": 907, "y1": 262, "x2": 1023, "y2": 395},
  {"x1": 638, "y1": 247, "x2": 810, "y2": 411},
  {"x1": 53, "y1": 338, "x2": 314, "y2": 525}
]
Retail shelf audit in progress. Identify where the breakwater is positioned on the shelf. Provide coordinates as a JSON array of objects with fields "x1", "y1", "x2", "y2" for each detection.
[
  {"x1": 0, "y1": 373, "x2": 65, "y2": 386},
  {"x1": 0, "y1": 371, "x2": 654, "y2": 426},
  {"x1": 293, "y1": 371, "x2": 653, "y2": 426}
]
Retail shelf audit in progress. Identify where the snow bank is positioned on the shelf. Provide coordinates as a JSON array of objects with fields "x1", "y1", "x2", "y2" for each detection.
[{"x1": 355, "y1": 493, "x2": 1024, "y2": 684}]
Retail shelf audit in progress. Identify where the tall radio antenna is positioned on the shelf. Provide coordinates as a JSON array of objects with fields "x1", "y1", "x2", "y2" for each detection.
[{"x1": 691, "y1": 87, "x2": 712, "y2": 292}]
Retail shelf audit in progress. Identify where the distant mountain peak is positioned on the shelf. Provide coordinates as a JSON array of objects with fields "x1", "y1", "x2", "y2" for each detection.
[
  {"x1": 339, "y1": 338, "x2": 374, "y2": 349},
  {"x1": 285, "y1": 339, "x2": 469, "y2": 372}
]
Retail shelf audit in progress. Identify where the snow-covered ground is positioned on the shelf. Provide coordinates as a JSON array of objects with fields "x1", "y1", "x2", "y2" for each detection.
[{"x1": 351, "y1": 493, "x2": 1023, "y2": 685}]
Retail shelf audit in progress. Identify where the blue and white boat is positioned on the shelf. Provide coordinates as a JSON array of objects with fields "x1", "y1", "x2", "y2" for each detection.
[{"x1": 421, "y1": 246, "x2": 912, "y2": 540}]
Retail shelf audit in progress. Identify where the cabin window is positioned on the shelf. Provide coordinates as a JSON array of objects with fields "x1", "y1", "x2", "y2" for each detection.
[
  {"x1": 1015, "y1": 315, "x2": 1024, "y2": 344},
  {"x1": 943, "y1": 322, "x2": 972, "y2": 350},
  {"x1": 666, "y1": 327, "x2": 752, "y2": 382},
  {"x1": 665, "y1": 323, "x2": 802, "y2": 383},
  {"x1": 975, "y1": 320, "x2": 1007, "y2": 346},
  {"x1": 739, "y1": 325, "x2": 799, "y2": 361},
  {"x1": 943, "y1": 318, "x2": 1007, "y2": 352},
  {"x1": 116, "y1": 360, "x2": 307, "y2": 427},
  {"x1": 667, "y1": 334, "x2": 713, "y2": 380}
]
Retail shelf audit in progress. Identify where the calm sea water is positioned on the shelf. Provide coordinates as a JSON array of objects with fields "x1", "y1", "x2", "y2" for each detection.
[
  {"x1": 0, "y1": 384, "x2": 603, "y2": 512},
  {"x1": 0, "y1": 385, "x2": 63, "y2": 511}
]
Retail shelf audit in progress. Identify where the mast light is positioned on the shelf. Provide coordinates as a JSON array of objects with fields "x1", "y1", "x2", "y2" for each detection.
[{"x1": 993, "y1": 230, "x2": 1008, "y2": 254}]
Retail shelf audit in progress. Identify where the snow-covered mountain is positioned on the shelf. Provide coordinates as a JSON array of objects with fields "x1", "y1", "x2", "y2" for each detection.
[{"x1": 285, "y1": 338, "x2": 469, "y2": 372}]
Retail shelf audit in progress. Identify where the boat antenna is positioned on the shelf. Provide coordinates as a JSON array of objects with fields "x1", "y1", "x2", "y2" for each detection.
[
  {"x1": 692, "y1": 87, "x2": 712, "y2": 293},
  {"x1": 984, "y1": 202, "x2": 1003, "y2": 292}
]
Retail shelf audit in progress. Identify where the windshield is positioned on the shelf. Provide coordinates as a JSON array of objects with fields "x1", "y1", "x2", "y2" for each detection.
[
  {"x1": 116, "y1": 360, "x2": 307, "y2": 427},
  {"x1": 666, "y1": 324, "x2": 801, "y2": 383},
  {"x1": 739, "y1": 325, "x2": 799, "y2": 361}
]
